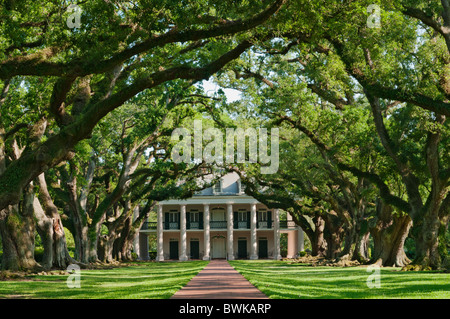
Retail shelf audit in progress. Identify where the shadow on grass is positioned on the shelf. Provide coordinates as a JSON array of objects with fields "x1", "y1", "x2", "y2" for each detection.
[
  {"x1": 0, "y1": 261, "x2": 209, "y2": 299},
  {"x1": 229, "y1": 260, "x2": 450, "y2": 299}
]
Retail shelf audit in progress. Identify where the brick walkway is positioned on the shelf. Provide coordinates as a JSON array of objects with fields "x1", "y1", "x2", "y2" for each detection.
[{"x1": 171, "y1": 259, "x2": 268, "y2": 299}]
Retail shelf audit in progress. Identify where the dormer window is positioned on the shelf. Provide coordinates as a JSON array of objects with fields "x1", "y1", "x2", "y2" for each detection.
[
  {"x1": 237, "y1": 179, "x2": 244, "y2": 194},
  {"x1": 213, "y1": 180, "x2": 222, "y2": 194}
]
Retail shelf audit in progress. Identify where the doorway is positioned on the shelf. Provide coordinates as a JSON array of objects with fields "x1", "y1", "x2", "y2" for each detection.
[
  {"x1": 258, "y1": 238, "x2": 268, "y2": 258},
  {"x1": 169, "y1": 240, "x2": 179, "y2": 260},
  {"x1": 238, "y1": 239, "x2": 247, "y2": 259},
  {"x1": 190, "y1": 240, "x2": 200, "y2": 259},
  {"x1": 212, "y1": 237, "x2": 226, "y2": 259}
]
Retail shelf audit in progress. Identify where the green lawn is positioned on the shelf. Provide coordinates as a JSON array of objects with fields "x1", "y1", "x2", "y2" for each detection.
[
  {"x1": 229, "y1": 260, "x2": 450, "y2": 299},
  {"x1": 0, "y1": 261, "x2": 208, "y2": 299},
  {"x1": 2, "y1": 259, "x2": 448, "y2": 299}
]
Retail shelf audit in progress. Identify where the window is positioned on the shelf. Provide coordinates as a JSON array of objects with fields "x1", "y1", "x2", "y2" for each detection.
[
  {"x1": 258, "y1": 210, "x2": 268, "y2": 228},
  {"x1": 190, "y1": 210, "x2": 199, "y2": 222},
  {"x1": 258, "y1": 210, "x2": 268, "y2": 221},
  {"x1": 211, "y1": 208, "x2": 225, "y2": 221},
  {"x1": 237, "y1": 209, "x2": 248, "y2": 229},
  {"x1": 238, "y1": 180, "x2": 246, "y2": 194},
  {"x1": 169, "y1": 210, "x2": 179, "y2": 222},
  {"x1": 168, "y1": 210, "x2": 179, "y2": 229},
  {"x1": 213, "y1": 180, "x2": 222, "y2": 194}
]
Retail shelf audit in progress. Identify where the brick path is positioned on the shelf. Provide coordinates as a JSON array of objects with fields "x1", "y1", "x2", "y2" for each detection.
[{"x1": 171, "y1": 259, "x2": 268, "y2": 299}]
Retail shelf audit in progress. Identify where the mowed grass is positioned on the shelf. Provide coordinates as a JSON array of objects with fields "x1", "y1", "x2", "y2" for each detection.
[
  {"x1": 229, "y1": 260, "x2": 450, "y2": 299},
  {"x1": 0, "y1": 261, "x2": 208, "y2": 299}
]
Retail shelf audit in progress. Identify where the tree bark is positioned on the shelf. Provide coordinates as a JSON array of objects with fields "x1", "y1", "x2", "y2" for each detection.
[
  {"x1": 114, "y1": 203, "x2": 154, "y2": 261},
  {"x1": 413, "y1": 213, "x2": 443, "y2": 269},
  {"x1": 34, "y1": 173, "x2": 78, "y2": 269},
  {"x1": 65, "y1": 168, "x2": 91, "y2": 264},
  {"x1": 370, "y1": 200, "x2": 411, "y2": 267},
  {"x1": 310, "y1": 216, "x2": 327, "y2": 257},
  {"x1": 410, "y1": 114, "x2": 448, "y2": 269},
  {"x1": 324, "y1": 213, "x2": 344, "y2": 259},
  {"x1": 98, "y1": 202, "x2": 134, "y2": 263},
  {"x1": 0, "y1": 184, "x2": 40, "y2": 271}
]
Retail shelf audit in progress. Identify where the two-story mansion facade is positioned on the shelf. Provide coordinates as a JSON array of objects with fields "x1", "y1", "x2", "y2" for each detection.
[{"x1": 137, "y1": 173, "x2": 304, "y2": 261}]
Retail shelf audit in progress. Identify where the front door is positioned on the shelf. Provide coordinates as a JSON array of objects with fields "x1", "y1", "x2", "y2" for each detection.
[
  {"x1": 258, "y1": 239, "x2": 268, "y2": 258},
  {"x1": 190, "y1": 240, "x2": 200, "y2": 259},
  {"x1": 238, "y1": 239, "x2": 247, "y2": 259},
  {"x1": 169, "y1": 240, "x2": 179, "y2": 260},
  {"x1": 212, "y1": 237, "x2": 226, "y2": 259}
]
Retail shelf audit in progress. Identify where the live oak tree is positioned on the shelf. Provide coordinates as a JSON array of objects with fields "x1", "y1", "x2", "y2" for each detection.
[
  {"x1": 0, "y1": 0, "x2": 287, "y2": 270},
  {"x1": 317, "y1": 0, "x2": 450, "y2": 269},
  {"x1": 207, "y1": 0, "x2": 447, "y2": 267},
  {"x1": 252, "y1": 0, "x2": 448, "y2": 269},
  {"x1": 1, "y1": 0, "x2": 448, "y2": 272},
  {"x1": 0, "y1": 0, "x2": 286, "y2": 216},
  {"x1": 50, "y1": 88, "x2": 221, "y2": 264}
]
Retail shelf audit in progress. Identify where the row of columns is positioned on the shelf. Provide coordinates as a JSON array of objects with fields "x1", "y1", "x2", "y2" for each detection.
[{"x1": 156, "y1": 203, "x2": 282, "y2": 261}]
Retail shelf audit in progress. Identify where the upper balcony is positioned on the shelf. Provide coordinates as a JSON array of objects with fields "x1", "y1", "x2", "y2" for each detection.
[{"x1": 142, "y1": 219, "x2": 297, "y2": 231}]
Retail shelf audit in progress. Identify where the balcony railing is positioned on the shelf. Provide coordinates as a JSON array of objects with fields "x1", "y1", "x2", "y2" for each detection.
[
  {"x1": 257, "y1": 221, "x2": 268, "y2": 229},
  {"x1": 187, "y1": 221, "x2": 203, "y2": 230},
  {"x1": 279, "y1": 220, "x2": 297, "y2": 229},
  {"x1": 166, "y1": 222, "x2": 180, "y2": 230},
  {"x1": 234, "y1": 221, "x2": 250, "y2": 229},
  {"x1": 142, "y1": 220, "x2": 296, "y2": 231},
  {"x1": 256, "y1": 220, "x2": 274, "y2": 229},
  {"x1": 142, "y1": 221, "x2": 203, "y2": 230},
  {"x1": 143, "y1": 222, "x2": 157, "y2": 230},
  {"x1": 210, "y1": 221, "x2": 227, "y2": 229}
]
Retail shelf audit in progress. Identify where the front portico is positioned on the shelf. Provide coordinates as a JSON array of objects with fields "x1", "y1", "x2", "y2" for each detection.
[{"x1": 138, "y1": 173, "x2": 302, "y2": 261}]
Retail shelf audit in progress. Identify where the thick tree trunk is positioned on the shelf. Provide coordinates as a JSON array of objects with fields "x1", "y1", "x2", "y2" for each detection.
[
  {"x1": 73, "y1": 223, "x2": 90, "y2": 264},
  {"x1": 64, "y1": 171, "x2": 92, "y2": 264},
  {"x1": 68, "y1": 205, "x2": 90, "y2": 264},
  {"x1": 113, "y1": 217, "x2": 133, "y2": 261},
  {"x1": 35, "y1": 174, "x2": 78, "y2": 269},
  {"x1": 99, "y1": 202, "x2": 137, "y2": 263},
  {"x1": 354, "y1": 230, "x2": 370, "y2": 262},
  {"x1": 370, "y1": 201, "x2": 411, "y2": 267},
  {"x1": 87, "y1": 146, "x2": 142, "y2": 263},
  {"x1": 411, "y1": 188, "x2": 448, "y2": 269},
  {"x1": 339, "y1": 222, "x2": 369, "y2": 263},
  {"x1": 340, "y1": 224, "x2": 356, "y2": 260},
  {"x1": 310, "y1": 216, "x2": 327, "y2": 257},
  {"x1": 34, "y1": 200, "x2": 77, "y2": 269},
  {"x1": 98, "y1": 230, "x2": 120, "y2": 263},
  {"x1": 324, "y1": 214, "x2": 344, "y2": 259},
  {"x1": 117, "y1": 236, "x2": 134, "y2": 261},
  {"x1": 113, "y1": 203, "x2": 153, "y2": 261},
  {"x1": 0, "y1": 185, "x2": 40, "y2": 271},
  {"x1": 412, "y1": 215, "x2": 442, "y2": 269}
]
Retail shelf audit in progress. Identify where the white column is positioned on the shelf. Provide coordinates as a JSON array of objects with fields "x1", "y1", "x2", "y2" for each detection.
[
  {"x1": 203, "y1": 204, "x2": 210, "y2": 260},
  {"x1": 156, "y1": 204, "x2": 164, "y2": 261},
  {"x1": 133, "y1": 206, "x2": 140, "y2": 259},
  {"x1": 287, "y1": 230, "x2": 298, "y2": 259},
  {"x1": 273, "y1": 208, "x2": 282, "y2": 260},
  {"x1": 139, "y1": 234, "x2": 149, "y2": 261},
  {"x1": 227, "y1": 203, "x2": 234, "y2": 260},
  {"x1": 250, "y1": 203, "x2": 258, "y2": 259},
  {"x1": 180, "y1": 204, "x2": 188, "y2": 261},
  {"x1": 298, "y1": 226, "x2": 304, "y2": 253}
]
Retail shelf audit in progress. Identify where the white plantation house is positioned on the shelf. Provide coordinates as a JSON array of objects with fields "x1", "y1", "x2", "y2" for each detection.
[{"x1": 136, "y1": 173, "x2": 304, "y2": 261}]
